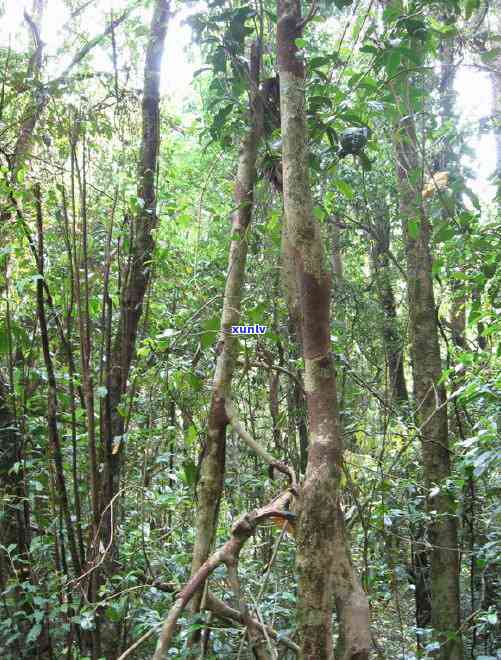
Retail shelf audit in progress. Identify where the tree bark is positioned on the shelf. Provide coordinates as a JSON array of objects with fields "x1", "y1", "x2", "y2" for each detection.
[
  {"x1": 282, "y1": 219, "x2": 309, "y2": 474},
  {"x1": 492, "y1": 0, "x2": 501, "y2": 203},
  {"x1": 437, "y1": 29, "x2": 466, "y2": 349},
  {"x1": 190, "y1": 39, "x2": 263, "y2": 619},
  {"x1": 393, "y1": 110, "x2": 463, "y2": 660},
  {"x1": 0, "y1": 4, "x2": 46, "y2": 582},
  {"x1": 34, "y1": 185, "x2": 81, "y2": 577},
  {"x1": 101, "y1": 0, "x2": 170, "y2": 550},
  {"x1": 277, "y1": 2, "x2": 370, "y2": 658},
  {"x1": 370, "y1": 212, "x2": 408, "y2": 404}
]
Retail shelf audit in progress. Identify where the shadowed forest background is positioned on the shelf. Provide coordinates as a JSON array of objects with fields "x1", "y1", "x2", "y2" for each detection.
[{"x1": 0, "y1": 0, "x2": 499, "y2": 658}]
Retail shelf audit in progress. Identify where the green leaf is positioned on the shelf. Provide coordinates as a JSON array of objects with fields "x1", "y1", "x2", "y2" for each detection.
[
  {"x1": 434, "y1": 222, "x2": 454, "y2": 242},
  {"x1": 360, "y1": 44, "x2": 378, "y2": 55},
  {"x1": 210, "y1": 104, "x2": 233, "y2": 138},
  {"x1": 185, "y1": 425, "x2": 198, "y2": 446},
  {"x1": 384, "y1": 48, "x2": 401, "y2": 77},
  {"x1": 27, "y1": 623, "x2": 42, "y2": 643},
  {"x1": 16, "y1": 168, "x2": 26, "y2": 184},
  {"x1": 247, "y1": 302, "x2": 267, "y2": 324},
  {"x1": 313, "y1": 206, "x2": 326, "y2": 220},
  {"x1": 212, "y1": 46, "x2": 226, "y2": 73},
  {"x1": 408, "y1": 218, "x2": 420, "y2": 239},
  {"x1": 0, "y1": 323, "x2": 9, "y2": 355},
  {"x1": 182, "y1": 458, "x2": 198, "y2": 486},
  {"x1": 201, "y1": 316, "x2": 220, "y2": 349},
  {"x1": 188, "y1": 372, "x2": 204, "y2": 391},
  {"x1": 294, "y1": 38, "x2": 307, "y2": 48},
  {"x1": 334, "y1": 180, "x2": 354, "y2": 199},
  {"x1": 485, "y1": 611, "x2": 498, "y2": 625},
  {"x1": 468, "y1": 307, "x2": 482, "y2": 325},
  {"x1": 465, "y1": 0, "x2": 480, "y2": 20},
  {"x1": 105, "y1": 606, "x2": 121, "y2": 622},
  {"x1": 309, "y1": 56, "x2": 331, "y2": 69},
  {"x1": 337, "y1": 111, "x2": 365, "y2": 125}
]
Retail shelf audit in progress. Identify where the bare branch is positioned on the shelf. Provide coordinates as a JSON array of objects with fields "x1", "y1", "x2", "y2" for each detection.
[{"x1": 152, "y1": 495, "x2": 296, "y2": 658}]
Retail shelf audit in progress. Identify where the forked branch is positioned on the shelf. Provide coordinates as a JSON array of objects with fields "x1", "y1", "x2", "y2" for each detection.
[{"x1": 151, "y1": 496, "x2": 296, "y2": 659}]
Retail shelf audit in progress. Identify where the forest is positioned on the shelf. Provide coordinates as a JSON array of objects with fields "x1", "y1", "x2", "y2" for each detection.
[{"x1": 0, "y1": 0, "x2": 499, "y2": 658}]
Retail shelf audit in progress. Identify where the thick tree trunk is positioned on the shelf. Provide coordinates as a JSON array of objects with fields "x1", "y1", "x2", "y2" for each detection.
[
  {"x1": 277, "y1": 2, "x2": 370, "y2": 658},
  {"x1": 190, "y1": 40, "x2": 263, "y2": 617},
  {"x1": 393, "y1": 112, "x2": 463, "y2": 659},
  {"x1": 282, "y1": 219, "x2": 309, "y2": 474}
]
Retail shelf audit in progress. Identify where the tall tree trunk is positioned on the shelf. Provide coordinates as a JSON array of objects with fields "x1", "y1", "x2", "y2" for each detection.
[
  {"x1": 190, "y1": 39, "x2": 263, "y2": 616},
  {"x1": 101, "y1": 0, "x2": 170, "y2": 549},
  {"x1": 34, "y1": 185, "x2": 82, "y2": 578},
  {"x1": 370, "y1": 212, "x2": 408, "y2": 404},
  {"x1": 437, "y1": 28, "x2": 466, "y2": 348},
  {"x1": 282, "y1": 219, "x2": 309, "y2": 474},
  {"x1": 492, "y1": 0, "x2": 501, "y2": 203},
  {"x1": 277, "y1": 3, "x2": 370, "y2": 658},
  {"x1": 0, "y1": 0, "x2": 46, "y2": 588},
  {"x1": 393, "y1": 110, "x2": 463, "y2": 660}
]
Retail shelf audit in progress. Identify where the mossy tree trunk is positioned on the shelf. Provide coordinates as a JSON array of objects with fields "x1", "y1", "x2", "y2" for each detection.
[
  {"x1": 277, "y1": 2, "x2": 370, "y2": 658},
  {"x1": 190, "y1": 39, "x2": 263, "y2": 621},
  {"x1": 393, "y1": 112, "x2": 463, "y2": 660}
]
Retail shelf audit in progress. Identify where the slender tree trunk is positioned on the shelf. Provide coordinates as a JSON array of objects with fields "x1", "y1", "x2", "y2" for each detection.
[
  {"x1": 492, "y1": 0, "x2": 501, "y2": 203},
  {"x1": 370, "y1": 212, "x2": 408, "y2": 404},
  {"x1": 11, "y1": 0, "x2": 47, "y2": 177},
  {"x1": 277, "y1": 2, "x2": 370, "y2": 658},
  {"x1": 393, "y1": 110, "x2": 463, "y2": 659},
  {"x1": 34, "y1": 185, "x2": 81, "y2": 578},
  {"x1": 0, "y1": 377, "x2": 29, "y2": 588},
  {"x1": 190, "y1": 40, "x2": 263, "y2": 620},
  {"x1": 0, "y1": 0, "x2": 46, "y2": 585},
  {"x1": 436, "y1": 30, "x2": 466, "y2": 349},
  {"x1": 330, "y1": 218, "x2": 344, "y2": 284},
  {"x1": 101, "y1": 0, "x2": 170, "y2": 550}
]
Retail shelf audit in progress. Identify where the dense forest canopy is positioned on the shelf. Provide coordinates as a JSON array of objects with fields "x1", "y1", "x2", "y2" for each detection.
[{"x1": 0, "y1": 0, "x2": 499, "y2": 659}]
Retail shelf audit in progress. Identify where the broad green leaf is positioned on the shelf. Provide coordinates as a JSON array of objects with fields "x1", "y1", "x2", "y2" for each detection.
[
  {"x1": 185, "y1": 425, "x2": 198, "y2": 446},
  {"x1": 384, "y1": 49, "x2": 401, "y2": 77},
  {"x1": 434, "y1": 222, "x2": 454, "y2": 242},
  {"x1": 201, "y1": 316, "x2": 220, "y2": 348},
  {"x1": 182, "y1": 458, "x2": 198, "y2": 486},
  {"x1": 313, "y1": 206, "x2": 326, "y2": 220},
  {"x1": 408, "y1": 218, "x2": 420, "y2": 239},
  {"x1": 334, "y1": 180, "x2": 354, "y2": 199}
]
